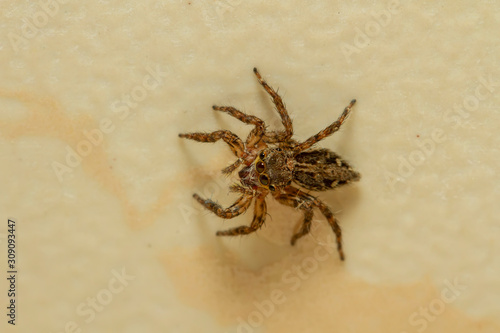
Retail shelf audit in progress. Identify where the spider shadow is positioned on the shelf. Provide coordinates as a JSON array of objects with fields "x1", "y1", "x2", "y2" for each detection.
[
  {"x1": 208, "y1": 207, "x2": 295, "y2": 270},
  {"x1": 196, "y1": 186, "x2": 361, "y2": 302},
  {"x1": 202, "y1": 180, "x2": 362, "y2": 273}
]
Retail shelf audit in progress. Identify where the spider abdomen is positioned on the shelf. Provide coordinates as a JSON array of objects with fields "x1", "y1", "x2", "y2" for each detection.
[{"x1": 292, "y1": 149, "x2": 360, "y2": 191}]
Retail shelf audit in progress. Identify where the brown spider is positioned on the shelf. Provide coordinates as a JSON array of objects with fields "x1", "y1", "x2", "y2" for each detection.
[{"x1": 179, "y1": 68, "x2": 360, "y2": 261}]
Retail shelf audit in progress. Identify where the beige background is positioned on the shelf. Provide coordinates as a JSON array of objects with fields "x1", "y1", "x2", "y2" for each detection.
[{"x1": 1, "y1": 1, "x2": 499, "y2": 332}]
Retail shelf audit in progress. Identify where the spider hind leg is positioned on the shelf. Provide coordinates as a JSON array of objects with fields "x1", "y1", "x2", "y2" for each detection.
[
  {"x1": 294, "y1": 99, "x2": 356, "y2": 153},
  {"x1": 276, "y1": 186, "x2": 345, "y2": 261},
  {"x1": 291, "y1": 209, "x2": 314, "y2": 246}
]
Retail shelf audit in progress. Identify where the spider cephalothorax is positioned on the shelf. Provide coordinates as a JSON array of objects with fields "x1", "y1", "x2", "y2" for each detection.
[
  {"x1": 179, "y1": 68, "x2": 360, "y2": 261},
  {"x1": 240, "y1": 147, "x2": 295, "y2": 192}
]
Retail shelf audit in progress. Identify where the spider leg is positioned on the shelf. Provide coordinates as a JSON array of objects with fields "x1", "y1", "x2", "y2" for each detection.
[
  {"x1": 291, "y1": 209, "x2": 314, "y2": 245},
  {"x1": 193, "y1": 193, "x2": 252, "y2": 219},
  {"x1": 179, "y1": 130, "x2": 245, "y2": 158},
  {"x1": 253, "y1": 67, "x2": 293, "y2": 142},
  {"x1": 314, "y1": 199, "x2": 345, "y2": 261},
  {"x1": 229, "y1": 184, "x2": 254, "y2": 195},
  {"x1": 212, "y1": 105, "x2": 265, "y2": 147},
  {"x1": 216, "y1": 192, "x2": 267, "y2": 236},
  {"x1": 274, "y1": 190, "x2": 314, "y2": 245},
  {"x1": 277, "y1": 186, "x2": 345, "y2": 261},
  {"x1": 294, "y1": 99, "x2": 356, "y2": 153},
  {"x1": 221, "y1": 158, "x2": 243, "y2": 175}
]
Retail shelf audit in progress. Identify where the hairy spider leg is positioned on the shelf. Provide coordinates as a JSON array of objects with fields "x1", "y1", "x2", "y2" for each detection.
[
  {"x1": 216, "y1": 192, "x2": 267, "y2": 236},
  {"x1": 178, "y1": 130, "x2": 245, "y2": 158},
  {"x1": 294, "y1": 99, "x2": 356, "y2": 153},
  {"x1": 212, "y1": 105, "x2": 265, "y2": 147},
  {"x1": 315, "y1": 199, "x2": 345, "y2": 261},
  {"x1": 275, "y1": 190, "x2": 314, "y2": 246},
  {"x1": 277, "y1": 186, "x2": 345, "y2": 261},
  {"x1": 221, "y1": 158, "x2": 243, "y2": 175},
  {"x1": 193, "y1": 193, "x2": 252, "y2": 219},
  {"x1": 228, "y1": 184, "x2": 254, "y2": 194},
  {"x1": 253, "y1": 67, "x2": 294, "y2": 143}
]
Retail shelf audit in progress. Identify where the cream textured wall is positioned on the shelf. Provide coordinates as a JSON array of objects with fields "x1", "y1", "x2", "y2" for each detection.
[{"x1": 1, "y1": 1, "x2": 499, "y2": 332}]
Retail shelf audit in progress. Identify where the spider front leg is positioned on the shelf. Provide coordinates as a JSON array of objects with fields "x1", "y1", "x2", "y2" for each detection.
[
  {"x1": 294, "y1": 99, "x2": 356, "y2": 153},
  {"x1": 193, "y1": 191, "x2": 253, "y2": 219},
  {"x1": 179, "y1": 130, "x2": 245, "y2": 158},
  {"x1": 253, "y1": 67, "x2": 294, "y2": 142},
  {"x1": 212, "y1": 105, "x2": 265, "y2": 147},
  {"x1": 216, "y1": 192, "x2": 267, "y2": 236},
  {"x1": 221, "y1": 158, "x2": 243, "y2": 175}
]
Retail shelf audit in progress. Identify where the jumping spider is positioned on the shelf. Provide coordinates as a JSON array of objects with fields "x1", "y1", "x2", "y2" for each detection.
[{"x1": 179, "y1": 68, "x2": 360, "y2": 260}]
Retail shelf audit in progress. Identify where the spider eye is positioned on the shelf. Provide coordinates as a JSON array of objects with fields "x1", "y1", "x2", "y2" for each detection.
[
  {"x1": 259, "y1": 151, "x2": 266, "y2": 159},
  {"x1": 259, "y1": 174, "x2": 269, "y2": 186},
  {"x1": 256, "y1": 161, "x2": 266, "y2": 173},
  {"x1": 269, "y1": 185, "x2": 276, "y2": 191},
  {"x1": 276, "y1": 148, "x2": 282, "y2": 152}
]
